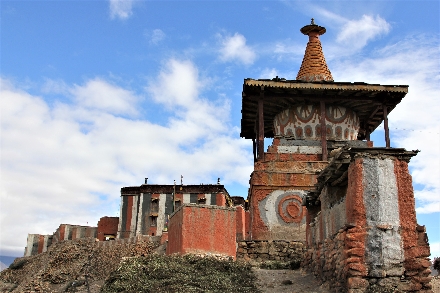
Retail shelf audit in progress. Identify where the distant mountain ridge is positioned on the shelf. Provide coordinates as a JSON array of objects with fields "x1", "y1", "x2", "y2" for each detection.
[{"x1": 0, "y1": 256, "x2": 17, "y2": 269}]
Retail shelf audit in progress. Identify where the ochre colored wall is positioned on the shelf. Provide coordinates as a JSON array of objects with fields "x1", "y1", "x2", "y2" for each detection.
[{"x1": 167, "y1": 204, "x2": 236, "y2": 259}]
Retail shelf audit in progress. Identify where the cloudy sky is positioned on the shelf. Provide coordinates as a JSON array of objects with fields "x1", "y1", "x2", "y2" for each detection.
[{"x1": 1, "y1": 0, "x2": 439, "y2": 258}]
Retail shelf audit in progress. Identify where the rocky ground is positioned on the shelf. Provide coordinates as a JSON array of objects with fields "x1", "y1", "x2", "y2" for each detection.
[
  {"x1": 0, "y1": 237, "x2": 159, "y2": 292},
  {"x1": 254, "y1": 268, "x2": 330, "y2": 293},
  {"x1": 254, "y1": 271, "x2": 440, "y2": 293},
  {"x1": 1, "y1": 238, "x2": 439, "y2": 292}
]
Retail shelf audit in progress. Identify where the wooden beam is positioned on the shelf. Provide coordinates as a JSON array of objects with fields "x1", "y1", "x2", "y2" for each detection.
[
  {"x1": 252, "y1": 137, "x2": 257, "y2": 163},
  {"x1": 383, "y1": 104, "x2": 390, "y2": 148},
  {"x1": 331, "y1": 170, "x2": 348, "y2": 186},
  {"x1": 258, "y1": 87, "x2": 265, "y2": 160},
  {"x1": 320, "y1": 100, "x2": 328, "y2": 161}
]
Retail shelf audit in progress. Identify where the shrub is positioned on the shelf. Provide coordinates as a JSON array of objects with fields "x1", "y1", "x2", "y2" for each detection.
[
  {"x1": 9, "y1": 259, "x2": 27, "y2": 270},
  {"x1": 433, "y1": 257, "x2": 440, "y2": 273},
  {"x1": 101, "y1": 254, "x2": 261, "y2": 293}
]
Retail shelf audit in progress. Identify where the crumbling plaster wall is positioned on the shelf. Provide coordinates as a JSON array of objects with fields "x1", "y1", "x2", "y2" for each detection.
[
  {"x1": 166, "y1": 204, "x2": 236, "y2": 259},
  {"x1": 303, "y1": 155, "x2": 432, "y2": 292}
]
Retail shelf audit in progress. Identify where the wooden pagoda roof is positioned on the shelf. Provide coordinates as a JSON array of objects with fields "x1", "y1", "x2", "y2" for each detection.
[{"x1": 240, "y1": 78, "x2": 408, "y2": 140}]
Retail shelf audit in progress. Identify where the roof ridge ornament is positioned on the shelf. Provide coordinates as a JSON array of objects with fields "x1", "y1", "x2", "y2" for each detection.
[{"x1": 296, "y1": 19, "x2": 333, "y2": 82}]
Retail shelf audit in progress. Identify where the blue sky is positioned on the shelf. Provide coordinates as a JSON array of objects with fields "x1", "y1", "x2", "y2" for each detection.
[{"x1": 1, "y1": 0, "x2": 439, "y2": 258}]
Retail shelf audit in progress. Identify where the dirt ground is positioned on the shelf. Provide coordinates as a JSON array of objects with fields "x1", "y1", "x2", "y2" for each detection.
[
  {"x1": 254, "y1": 268, "x2": 330, "y2": 293},
  {"x1": 254, "y1": 270, "x2": 440, "y2": 293}
]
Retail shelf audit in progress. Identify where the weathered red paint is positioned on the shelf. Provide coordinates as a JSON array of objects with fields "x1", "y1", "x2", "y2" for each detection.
[
  {"x1": 236, "y1": 205, "x2": 246, "y2": 241},
  {"x1": 216, "y1": 193, "x2": 226, "y2": 206},
  {"x1": 345, "y1": 158, "x2": 366, "y2": 227},
  {"x1": 167, "y1": 205, "x2": 236, "y2": 259},
  {"x1": 97, "y1": 217, "x2": 119, "y2": 241},
  {"x1": 71, "y1": 227, "x2": 78, "y2": 240},
  {"x1": 394, "y1": 159, "x2": 432, "y2": 291},
  {"x1": 125, "y1": 196, "x2": 134, "y2": 233},
  {"x1": 37, "y1": 235, "x2": 44, "y2": 254},
  {"x1": 245, "y1": 209, "x2": 251, "y2": 240},
  {"x1": 160, "y1": 231, "x2": 168, "y2": 244},
  {"x1": 59, "y1": 224, "x2": 66, "y2": 241}
]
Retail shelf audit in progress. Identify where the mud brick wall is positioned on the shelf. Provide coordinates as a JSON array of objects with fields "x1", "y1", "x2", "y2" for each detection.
[
  {"x1": 166, "y1": 204, "x2": 236, "y2": 259},
  {"x1": 236, "y1": 240, "x2": 306, "y2": 264},
  {"x1": 303, "y1": 154, "x2": 432, "y2": 292},
  {"x1": 97, "y1": 217, "x2": 119, "y2": 241},
  {"x1": 248, "y1": 138, "x2": 328, "y2": 241},
  {"x1": 302, "y1": 154, "x2": 431, "y2": 292}
]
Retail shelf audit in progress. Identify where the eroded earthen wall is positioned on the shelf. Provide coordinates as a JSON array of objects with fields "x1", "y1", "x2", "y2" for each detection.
[
  {"x1": 166, "y1": 204, "x2": 236, "y2": 259},
  {"x1": 249, "y1": 138, "x2": 328, "y2": 241},
  {"x1": 303, "y1": 155, "x2": 432, "y2": 292},
  {"x1": 97, "y1": 217, "x2": 119, "y2": 241}
]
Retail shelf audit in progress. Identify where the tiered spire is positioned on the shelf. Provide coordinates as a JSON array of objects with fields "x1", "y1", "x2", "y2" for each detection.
[{"x1": 296, "y1": 19, "x2": 333, "y2": 82}]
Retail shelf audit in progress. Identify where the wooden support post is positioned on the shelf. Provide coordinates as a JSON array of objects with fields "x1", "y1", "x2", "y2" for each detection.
[
  {"x1": 383, "y1": 104, "x2": 390, "y2": 148},
  {"x1": 320, "y1": 100, "x2": 328, "y2": 161},
  {"x1": 258, "y1": 87, "x2": 264, "y2": 160},
  {"x1": 364, "y1": 121, "x2": 371, "y2": 141},
  {"x1": 252, "y1": 137, "x2": 257, "y2": 163}
]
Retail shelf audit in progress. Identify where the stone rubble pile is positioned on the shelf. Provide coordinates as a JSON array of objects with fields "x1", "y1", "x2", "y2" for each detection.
[{"x1": 0, "y1": 237, "x2": 159, "y2": 292}]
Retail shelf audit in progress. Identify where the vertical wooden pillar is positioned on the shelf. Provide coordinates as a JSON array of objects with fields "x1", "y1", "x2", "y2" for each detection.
[
  {"x1": 366, "y1": 127, "x2": 370, "y2": 141},
  {"x1": 383, "y1": 104, "x2": 390, "y2": 148},
  {"x1": 320, "y1": 100, "x2": 328, "y2": 161},
  {"x1": 258, "y1": 87, "x2": 264, "y2": 160},
  {"x1": 252, "y1": 137, "x2": 257, "y2": 162}
]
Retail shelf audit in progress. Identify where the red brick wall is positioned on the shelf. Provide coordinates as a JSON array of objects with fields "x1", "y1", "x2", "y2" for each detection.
[
  {"x1": 167, "y1": 204, "x2": 236, "y2": 259},
  {"x1": 97, "y1": 217, "x2": 119, "y2": 241}
]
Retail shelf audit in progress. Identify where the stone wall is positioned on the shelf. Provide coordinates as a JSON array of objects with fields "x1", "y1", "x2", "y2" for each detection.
[
  {"x1": 236, "y1": 240, "x2": 306, "y2": 266},
  {"x1": 303, "y1": 149, "x2": 432, "y2": 292}
]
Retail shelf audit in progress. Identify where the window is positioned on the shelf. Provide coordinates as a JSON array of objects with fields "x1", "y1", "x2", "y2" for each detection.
[
  {"x1": 150, "y1": 216, "x2": 157, "y2": 227},
  {"x1": 175, "y1": 199, "x2": 181, "y2": 209},
  {"x1": 151, "y1": 198, "x2": 159, "y2": 213}
]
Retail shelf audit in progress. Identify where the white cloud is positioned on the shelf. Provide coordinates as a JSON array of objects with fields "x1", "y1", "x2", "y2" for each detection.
[
  {"x1": 150, "y1": 29, "x2": 166, "y2": 45},
  {"x1": 109, "y1": 0, "x2": 133, "y2": 20},
  {"x1": 71, "y1": 78, "x2": 139, "y2": 116},
  {"x1": 336, "y1": 15, "x2": 391, "y2": 49},
  {"x1": 147, "y1": 59, "x2": 201, "y2": 108},
  {"x1": 259, "y1": 68, "x2": 279, "y2": 79},
  {"x1": 0, "y1": 60, "x2": 253, "y2": 255},
  {"x1": 218, "y1": 33, "x2": 256, "y2": 65},
  {"x1": 299, "y1": 8, "x2": 391, "y2": 57},
  {"x1": 431, "y1": 242, "x2": 440, "y2": 258}
]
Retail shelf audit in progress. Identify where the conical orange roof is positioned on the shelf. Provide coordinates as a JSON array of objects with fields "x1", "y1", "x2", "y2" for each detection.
[{"x1": 296, "y1": 19, "x2": 333, "y2": 82}]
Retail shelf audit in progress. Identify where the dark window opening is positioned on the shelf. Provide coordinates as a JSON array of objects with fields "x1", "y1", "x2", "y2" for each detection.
[
  {"x1": 175, "y1": 200, "x2": 181, "y2": 209},
  {"x1": 104, "y1": 235, "x2": 115, "y2": 241},
  {"x1": 198, "y1": 198, "x2": 206, "y2": 204},
  {"x1": 151, "y1": 198, "x2": 159, "y2": 213},
  {"x1": 150, "y1": 216, "x2": 157, "y2": 227}
]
